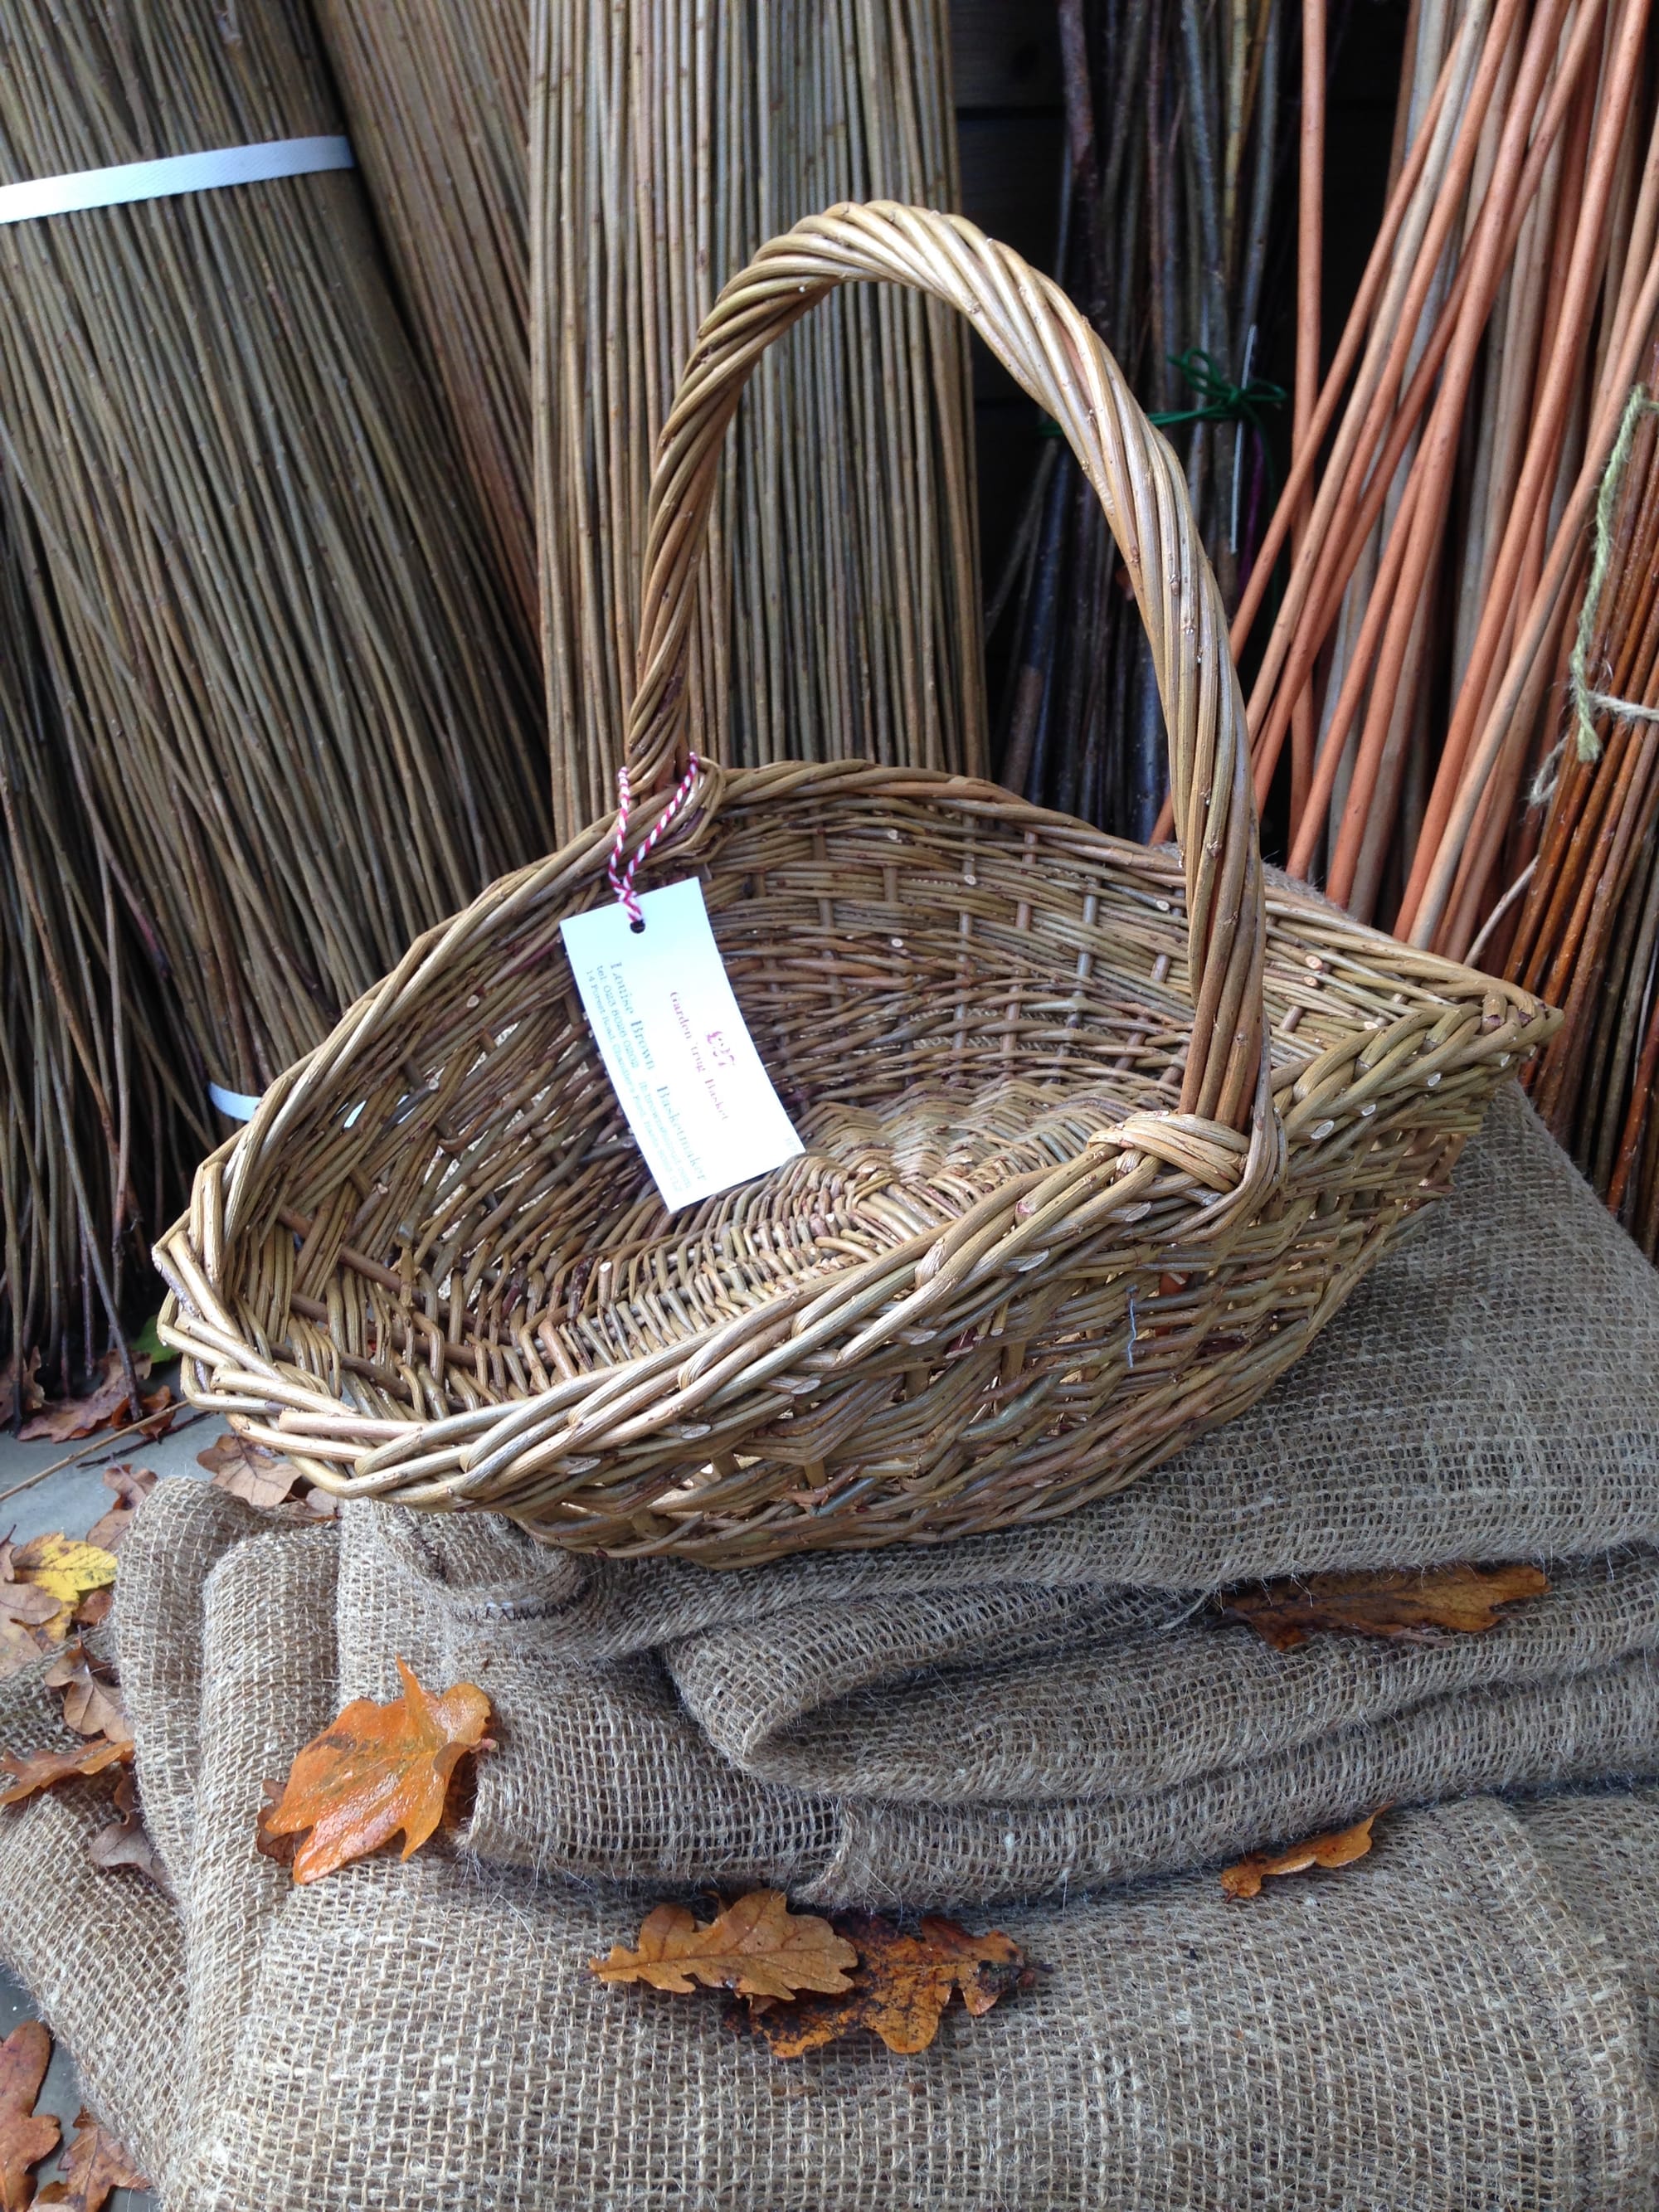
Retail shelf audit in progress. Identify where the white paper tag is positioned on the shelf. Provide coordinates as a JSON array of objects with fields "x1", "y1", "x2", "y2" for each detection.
[{"x1": 559, "y1": 878, "x2": 804, "y2": 1212}]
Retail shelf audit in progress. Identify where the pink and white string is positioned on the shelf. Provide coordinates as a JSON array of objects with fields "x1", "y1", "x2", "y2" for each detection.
[{"x1": 608, "y1": 752, "x2": 701, "y2": 927}]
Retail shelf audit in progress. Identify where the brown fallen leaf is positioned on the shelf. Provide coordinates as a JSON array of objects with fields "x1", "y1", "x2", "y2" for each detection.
[
  {"x1": 253, "y1": 1777, "x2": 298, "y2": 1869},
  {"x1": 9, "y1": 1538, "x2": 119, "y2": 1643},
  {"x1": 82, "y1": 1466, "x2": 157, "y2": 1555},
  {"x1": 43, "y1": 1646, "x2": 131, "y2": 1745},
  {"x1": 0, "y1": 1546, "x2": 59, "y2": 1634},
  {"x1": 0, "y1": 1352, "x2": 42, "y2": 1427},
  {"x1": 1213, "y1": 1563, "x2": 1550, "y2": 1650},
  {"x1": 0, "y1": 1737, "x2": 132, "y2": 1808},
  {"x1": 592, "y1": 1892, "x2": 859, "y2": 2001},
  {"x1": 17, "y1": 1349, "x2": 167, "y2": 1445},
  {"x1": 259, "y1": 1656, "x2": 493, "y2": 1883},
  {"x1": 1221, "y1": 1811, "x2": 1384, "y2": 1899},
  {"x1": 0, "y1": 1621, "x2": 47, "y2": 1684},
  {"x1": 32, "y1": 2108, "x2": 148, "y2": 2210},
  {"x1": 71, "y1": 1588, "x2": 113, "y2": 1634},
  {"x1": 87, "y1": 1772, "x2": 173, "y2": 1898},
  {"x1": 0, "y1": 2019, "x2": 59, "y2": 2210},
  {"x1": 746, "y1": 1913, "x2": 1034, "y2": 2056},
  {"x1": 198, "y1": 1429, "x2": 306, "y2": 1510}
]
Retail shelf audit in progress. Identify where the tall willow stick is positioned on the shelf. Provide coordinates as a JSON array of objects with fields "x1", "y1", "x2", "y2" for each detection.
[
  {"x1": 1003, "y1": 0, "x2": 1292, "y2": 836},
  {"x1": 0, "y1": 480, "x2": 207, "y2": 1396},
  {"x1": 530, "y1": 0, "x2": 983, "y2": 840},
  {"x1": 309, "y1": 0, "x2": 536, "y2": 645},
  {"x1": 0, "y1": 0, "x2": 550, "y2": 1108}
]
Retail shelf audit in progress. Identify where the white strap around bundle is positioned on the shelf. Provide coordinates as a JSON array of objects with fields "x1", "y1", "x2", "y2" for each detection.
[
  {"x1": 208, "y1": 1082, "x2": 263, "y2": 1123},
  {"x1": 0, "y1": 136, "x2": 353, "y2": 226}
]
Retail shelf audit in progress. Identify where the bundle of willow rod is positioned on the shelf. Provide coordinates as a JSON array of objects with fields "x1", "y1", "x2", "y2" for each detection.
[
  {"x1": 0, "y1": 481, "x2": 207, "y2": 1401},
  {"x1": 530, "y1": 0, "x2": 985, "y2": 837},
  {"x1": 992, "y1": 0, "x2": 1292, "y2": 837},
  {"x1": 1501, "y1": 363, "x2": 1659, "y2": 1251},
  {"x1": 308, "y1": 0, "x2": 535, "y2": 646},
  {"x1": 0, "y1": 0, "x2": 550, "y2": 1112},
  {"x1": 1230, "y1": 0, "x2": 1659, "y2": 949}
]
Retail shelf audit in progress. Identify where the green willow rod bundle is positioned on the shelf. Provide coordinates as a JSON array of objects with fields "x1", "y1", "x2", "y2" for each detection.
[
  {"x1": 0, "y1": 0, "x2": 550, "y2": 1110},
  {"x1": 531, "y1": 0, "x2": 985, "y2": 838},
  {"x1": 308, "y1": 0, "x2": 535, "y2": 645},
  {"x1": 0, "y1": 483, "x2": 207, "y2": 1398}
]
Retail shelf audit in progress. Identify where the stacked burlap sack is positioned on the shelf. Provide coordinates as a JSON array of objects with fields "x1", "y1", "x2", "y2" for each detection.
[
  {"x1": 316, "y1": 1082, "x2": 1659, "y2": 1907},
  {"x1": 6, "y1": 1080, "x2": 1659, "y2": 2206}
]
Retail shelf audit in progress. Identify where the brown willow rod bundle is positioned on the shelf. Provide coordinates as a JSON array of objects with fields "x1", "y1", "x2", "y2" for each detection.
[
  {"x1": 1228, "y1": 0, "x2": 1659, "y2": 946},
  {"x1": 530, "y1": 0, "x2": 985, "y2": 838},
  {"x1": 307, "y1": 0, "x2": 536, "y2": 645},
  {"x1": 0, "y1": 0, "x2": 551, "y2": 1111},
  {"x1": 1499, "y1": 369, "x2": 1659, "y2": 1250},
  {"x1": 0, "y1": 479, "x2": 207, "y2": 1401},
  {"x1": 995, "y1": 0, "x2": 1291, "y2": 838}
]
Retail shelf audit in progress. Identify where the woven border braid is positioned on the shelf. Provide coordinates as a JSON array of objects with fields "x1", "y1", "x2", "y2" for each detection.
[{"x1": 625, "y1": 202, "x2": 1267, "y2": 1133}]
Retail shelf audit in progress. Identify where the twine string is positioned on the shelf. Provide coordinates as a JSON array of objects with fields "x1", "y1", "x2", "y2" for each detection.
[
  {"x1": 1565, "y1": 385, "x2": 1659, "y2": 771},
  {"x1": 608, "y1": 753, "x2": 701, "y2": 928},
  {"x1": 1038, "y1": 348, "x2": 1288, "y2": 441},
  {"x1": 1147, "y1": 347, "x2": 1288, "y2": 435}
]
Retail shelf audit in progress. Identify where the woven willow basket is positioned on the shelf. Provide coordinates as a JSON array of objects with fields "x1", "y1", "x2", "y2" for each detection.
[{"x1": 158, "y1": 205, "x2": 1559, "y2": 1567}]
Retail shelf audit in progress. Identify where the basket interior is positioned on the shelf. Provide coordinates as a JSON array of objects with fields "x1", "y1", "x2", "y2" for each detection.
[{"x1": 231, "y1": 789, "x2": 1506, "y2": 1419}]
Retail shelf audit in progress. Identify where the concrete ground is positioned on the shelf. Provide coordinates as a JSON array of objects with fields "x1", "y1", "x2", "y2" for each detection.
[{"x1": 0, "y1": 1374, "x2": 210, "y2": 2210}]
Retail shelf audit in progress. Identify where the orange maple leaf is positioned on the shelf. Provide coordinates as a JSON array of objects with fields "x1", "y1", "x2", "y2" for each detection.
[
  {"x1": 1221, "y1": 1810, "x2": 1384, "y2": 1898},
  {"x1": 259, "y1": 1656, "x2": 493, "y2": 1883},
  {"x1": 0, "y1": 2020, "x2": 59, "y2": 2210}
]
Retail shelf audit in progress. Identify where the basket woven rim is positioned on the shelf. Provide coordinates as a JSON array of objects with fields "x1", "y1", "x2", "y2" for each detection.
[{"x1": 155, "y1": 758, "x2": 1559, "y2": 1466}]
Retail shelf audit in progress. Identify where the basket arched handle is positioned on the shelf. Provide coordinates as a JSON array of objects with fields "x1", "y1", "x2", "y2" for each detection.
[{"x1": 627, "y1": 202, "x2": 1267, "y2": 1135}]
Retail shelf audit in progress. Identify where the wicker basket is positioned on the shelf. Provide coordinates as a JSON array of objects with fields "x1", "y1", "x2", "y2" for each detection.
[{"x1": 158, "y1": 204, "x2": 1559, "y2": 1567}]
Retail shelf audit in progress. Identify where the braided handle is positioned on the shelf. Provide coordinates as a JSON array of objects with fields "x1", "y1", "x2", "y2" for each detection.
[{"x1": 627, "y1": 202, "x2": 1267, "y2": 1132}]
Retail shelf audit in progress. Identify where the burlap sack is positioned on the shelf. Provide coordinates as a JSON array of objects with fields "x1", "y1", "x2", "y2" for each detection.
[
  {"x1": 367, "y1": 1082, "x2": 1659, "y2": 1623},
  {"x1": 0, "y1": 1662, "x2": 182, "y2": 2185},
  {"x1": 312, "y1": 1087, "x2": 1659, "y2": 1904},
  {"x1": 117, "y1": 1481, "x2": 274, "y2": 1889},
  {"x1": 1523, "y1": 1783, "x2": 1659, "y2": 2083},
  {"x1": 87, "y1": 1493, "x2": 1659, "y2": 2210},
  {"x1": 338, "y1": 1497, "x2": 1659, "y2": 1901}
]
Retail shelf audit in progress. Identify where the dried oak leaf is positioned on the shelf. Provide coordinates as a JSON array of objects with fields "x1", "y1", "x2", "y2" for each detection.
[
  {"x1": 592, "y1": 1892, "x2": 859, "y2": 2001},
  {"x1": 71, "y1": 1587, "x2": 113, "y2": 1634},
  {"x1": 0, "y1": 1621, "x2": 46, "y2": 1684},
  {"x1": 747, "y1": 1913, "x2": 1034, "y2": 2057},
  {"x1": 88, "y1": 1771, "x2": 173, "y2": 1897},
  {"x1": 0, "y1": 1352, "x2": 42, "y2": 1427},
  {"x1": 0, "y1": 1737, "x2": 132, "y2": 1808},
  {"x1": 1221, "y1": 1811, "x2": 1383, "y2": 1899},
  {"x1": 198, "y1": 1431, "x2": 304, "y2": 1511},
  {"x1": 17, "y1": 1350, "x2": 164, "y2": 1445},
  {"x1": 33, "y1": 2107, "x2": 148, "y2": 2210},
  {"x1": 9, "y1": 1537, "x2": 119, "y2": 1643},
  {"x1": 0, "y1": 2019, "x2": 59, "y2": 2210},
  {"x1": 0, "y1": 1545, "x2": 58, "y2": 1633},
  {"x1": 82, "y1": 1466, "x2": 157, "y2": 1555},
  {"x1": 259, "y1": 1656, "x2": 493, "y2": 1883},
  {"x1": 43, "y1": 1645, "x2": 131, "y2": 1745},
  {"x1": 1213, "y1": 1563, "x2": 1549, "y2": 1651}
]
